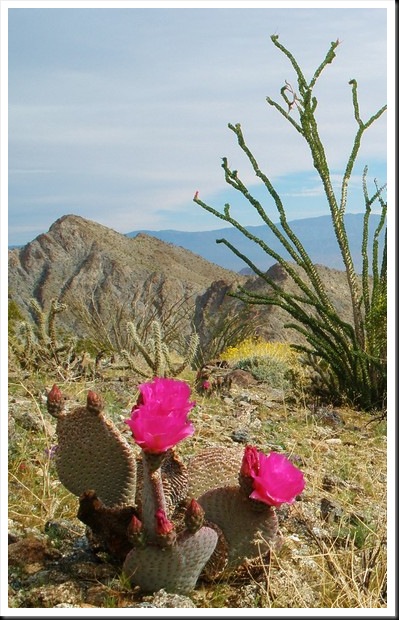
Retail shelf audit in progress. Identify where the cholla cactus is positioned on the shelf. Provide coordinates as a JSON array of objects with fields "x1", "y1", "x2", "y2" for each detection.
[
  {"x1": 47, "y1": 377, "x2": 305, "y2": 594},
  {"x1": 12, "y1": 298, "x2": 78, "y2": 373},
  {"x1": 121, "y1": 319, "x2": 199, "y2": 378}
]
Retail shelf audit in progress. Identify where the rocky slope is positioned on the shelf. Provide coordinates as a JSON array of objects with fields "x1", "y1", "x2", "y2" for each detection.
[
  {"x1": 8, "y1": 214, "x2": 245, "y2": 340},
  {"x1": 8, "y1": 214, "x2": 362, "y2": 353}
]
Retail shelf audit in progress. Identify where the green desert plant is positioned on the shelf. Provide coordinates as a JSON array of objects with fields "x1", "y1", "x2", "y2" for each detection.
[
  {"x1": 10, "y1": 298, "x2": 78, "y2": 376},
  {"x1": 65, "y1": 283, "x2": 197, "y2": 358},
  {"x1": 235, "y1": 355, "x2": 291, "y2": 390},
  {"x1": 193, "y1": 303, "x2": 264, "y2": 370},
  {"x1": 194, "y1": 36, "x2": 386, "y2": 411},
  {"x1": 120, "y1": 319, "x2": 200, "y2": 378}
]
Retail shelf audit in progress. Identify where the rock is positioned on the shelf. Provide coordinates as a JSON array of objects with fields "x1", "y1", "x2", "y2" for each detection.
[
  {"x1": 44, "y1": 519, "x2": 86, "y2": 543},
  {"x1": 227, "y1": 369, "x2": 257, "y2": 387},
  {"x1": 230, "y1": 429, "x2": 251, "y2": 444},
  {"x1": 21, "y1": 581, "x2": 84, "y2": 607},
  {"x1": 312, "y1": 407, "x2": 345, "y2": 427},
  {"x1": 320, "y1": 497, "x2": 344, "y2": 523},
  {"x1": 137, "y1": 588, "x2": 196, "y2": 608},
  {"x1": 325, "y1": 438, "x2": 342, "y2": 445},
  {"x1": 8, "y1": 536, "x2": 62, "y2": 569}
]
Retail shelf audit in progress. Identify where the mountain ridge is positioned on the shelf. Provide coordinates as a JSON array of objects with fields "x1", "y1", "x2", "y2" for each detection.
[
  {"x1": 8, "y1": 214, "x2": 372, "y2": 352},
  {"x1": 8, "y1": 214, "x2": 245, "y2": 341},
  {"x1": 126, "y1": 213, "x2": 385, "y2": 274}
]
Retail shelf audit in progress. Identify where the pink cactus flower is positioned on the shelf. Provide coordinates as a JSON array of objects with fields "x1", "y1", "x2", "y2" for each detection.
[
  {"x1": 249, "y1": 450, "x2": 305, "y2": 507},
  {"x1": 202, "y1": 380, "x2": 211, "y2": 390},
  {"x1": 125, "y1": 377, "x2": 195, "y2": 453}
]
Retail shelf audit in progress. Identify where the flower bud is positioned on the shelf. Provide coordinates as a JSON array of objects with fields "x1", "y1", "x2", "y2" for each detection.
[
  {"x1": 155, "y1": 509, "x2": 176, "y2": 547},
  {"x1": 239, "y1": 445, "x2": 259, "y2": 495},
  {"x1": 240, "y1": 445, "x2": 260, "y2": 478},
  {"x1": 47, "y1": 384, "x2": 64, "y2": 417},
  {"x1": 184, "y1": 498, "x2": 205, "y2": 533},
  {"x1": 87, "y1": 390, "x2": 103, "y2": 414},
  {"x1": 127, "y1": 515, "x2": 145, "y2": 547}
]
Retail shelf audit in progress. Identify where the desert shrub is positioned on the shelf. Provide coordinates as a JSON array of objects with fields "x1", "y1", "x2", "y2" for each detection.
[
  {"x1": 221, "y1": 338, "x2": 304, "y2": 393},
  {"x1": 9, "y1": 297, "x2": 79, "y2": 377},
  {"x1": 221, "y1": 338, "x2": 295, "y2": 365},
  {"x1": 119, "y1": 318, "x2": 199, "y2": 378},
  {"x1": 236, "y1": 355, "x2": 291, "y2": 389},
  {"x1": 193, "y1": 305, "x2": 264, "y2": 369}
]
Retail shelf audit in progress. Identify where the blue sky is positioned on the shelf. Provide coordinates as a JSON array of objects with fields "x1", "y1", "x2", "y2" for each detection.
[{"x1": 4, "y1": 2, "x2": 390, "y2": 246}]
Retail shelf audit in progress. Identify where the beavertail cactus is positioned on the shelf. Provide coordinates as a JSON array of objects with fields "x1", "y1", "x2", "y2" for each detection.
[
  {"x1": 198, "y1": 445, "x2": 304, "y2": 571},
  {"x1": 47, "y1": 385, "x2": 137, "y2": 507},
  {"x1": 46, "y1": 378, "x2": 305, "y2": 595},
  {"x1": 197, "y1": 486, "x2": 278, "y2": 570},
  {"x1": 186, "y1": 445, "x2": 244, "y2": 498}
]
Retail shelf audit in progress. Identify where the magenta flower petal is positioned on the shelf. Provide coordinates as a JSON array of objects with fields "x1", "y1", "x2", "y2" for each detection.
[
  {"x1": 125, "y1": 377, "x2": 195, "y2": 453},
  {"x1": 249, "y1": 451, "x2": 305, "y2": 507}
]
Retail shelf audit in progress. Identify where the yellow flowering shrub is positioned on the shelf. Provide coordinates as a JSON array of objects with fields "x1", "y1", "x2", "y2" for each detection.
[
  {"x1": 220, "y1": 338, "x2": 295, "y2": 365},
  {"x1": 220, "y1": 338, "x2": 306, "y2": 392}
]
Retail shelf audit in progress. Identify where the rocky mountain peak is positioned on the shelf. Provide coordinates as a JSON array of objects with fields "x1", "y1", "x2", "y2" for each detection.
[{"x1": 8, "y1": 214, "x2": 245, "y2": 340}]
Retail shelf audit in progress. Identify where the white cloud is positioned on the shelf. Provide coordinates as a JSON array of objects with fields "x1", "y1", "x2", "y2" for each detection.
[{"x1": 6, "y1": 5, "x2": 389, "y2": 245}]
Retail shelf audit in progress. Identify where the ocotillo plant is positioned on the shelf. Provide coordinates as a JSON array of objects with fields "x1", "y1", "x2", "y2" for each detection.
[
  {"x1": 47, "y1": 377, "x2": 305, "y2": 594},
  {"x1": 194, "y1": 36, "x2": 387, "y2": 412}
]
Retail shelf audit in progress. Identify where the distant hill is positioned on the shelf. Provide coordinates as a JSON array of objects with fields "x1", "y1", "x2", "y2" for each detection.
[
  {"x1": 8, "y1": 214, "x2": 368, "y2": 351},
  {"x1": 127, "y1": 213, "x2": 385, "y2": 274},
  {"x1": 8, "y1": 214, "x2": 244, "y2": 340}
]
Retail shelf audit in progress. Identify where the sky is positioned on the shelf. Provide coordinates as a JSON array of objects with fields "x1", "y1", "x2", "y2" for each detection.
[{"x1": 3, "y1": 1, "x2": 391, "y2": 247}]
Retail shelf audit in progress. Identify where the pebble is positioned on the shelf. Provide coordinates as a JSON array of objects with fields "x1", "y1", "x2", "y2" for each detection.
[
  {"x1": 325, "y1": 438, "x2": 342, "y2": 445},
  {"x1": 230, "y1": 429, "x2": 251, "y2": 444}
]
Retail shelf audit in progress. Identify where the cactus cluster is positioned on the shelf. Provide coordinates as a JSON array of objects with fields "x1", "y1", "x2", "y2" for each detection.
[
  {"x1": 46, "y1": 378, "x2": 305, "y2": 594},
  {"x1": 12, "y1": 298, "x2": 76, "y2": 371},
  {"x1": 120, "y1": 319, "x2": 200, "y2": 378}
]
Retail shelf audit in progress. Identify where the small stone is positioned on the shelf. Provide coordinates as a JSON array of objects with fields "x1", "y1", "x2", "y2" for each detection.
[
  {"x1": 320, "y1": 497, "x2": 344, "y2": 522},
  {"x1": 8, "y1": 536, "x2": 62, "y2": 569},
  {"x1": 231, "y1": 429, "x2": 251, "y2": 444},
  {"x1": 139, "y1": 588, "x2": 196, "y2": 608},
  {"x1": 312, "y1": 407, "x2": 345, "y2": 427}
]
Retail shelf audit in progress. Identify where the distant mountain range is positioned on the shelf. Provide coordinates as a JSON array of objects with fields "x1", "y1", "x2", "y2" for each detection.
[
  {"x1": 8, "y1": 214, "x2": 362, "y2": 348},
  {"x1": 127, "y1": 213, "x2": 385, "y2": 274}
]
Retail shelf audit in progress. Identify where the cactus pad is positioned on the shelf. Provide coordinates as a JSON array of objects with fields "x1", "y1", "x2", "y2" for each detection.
[
  {"x1": 186, "y1": 446, "x2": 244, "y2": 498},
  {"x1": 123, "y1": 526, "x2": 218, "y2": 594},
  {"x1": 78, "y1": 490, "x2": 136, "y2": 561},
  {"x1": 197, "y1": 486, "x2": 279, "y2": 570},
  {"x1": 48, "y1": 388, "x2": 137, "y2": 507}
]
